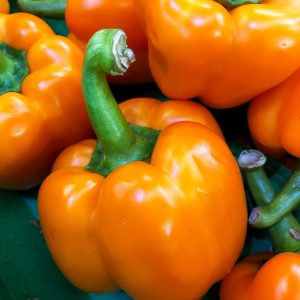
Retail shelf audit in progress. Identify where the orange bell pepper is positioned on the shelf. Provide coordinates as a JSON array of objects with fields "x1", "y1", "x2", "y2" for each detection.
[
  {"x1": 220, "y1": 252, "x2": 300, "y2": 300},
  {"x1": 16, "y1": 0, "x2": 152, "y2": 84},
  {"x1": 38, "y1": 29, "x2": 247, "y2": 298},
  {"x1": 133, "y1": 0, "x2": 300, "y2": 108},
  {"x1": 0, "y1": 12, "x2": 93, "y2": 189},
  {"x1": 248, "y1": 68, "x2": 300, "y2": 158},
  {"x1": 67, "y1": 0, "x2": 153, "y2": 84},
  {"x1": 0, "y1": 0, "x2": 9, "y2": 13}
]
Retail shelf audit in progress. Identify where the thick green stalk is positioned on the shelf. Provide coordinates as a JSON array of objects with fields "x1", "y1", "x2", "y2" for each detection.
[
  {"x1": 0, "y1": 42, "x2": 28, "y2": 95},
  {"x1": 215, "y1": 0, "x2": 261, "y2": 9},
  {"x1": 249, "y1": 161, "x2": 300, "y2": 228},
  {"x1": 17, "y1": 0, "x2": 66, "y2": 19},
  {"x1": 83, "y1": 29, "x2": 159, "y2": 176},
  {"x1": 238, "y1": 150, "x2": 300, "y2": 253}
]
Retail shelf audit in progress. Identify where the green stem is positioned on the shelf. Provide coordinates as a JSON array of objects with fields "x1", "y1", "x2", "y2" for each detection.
[
  {"x1": 17, "y1": 0, "x2": 66, "y2": 19},
  {"x1": 238, "y1": 150, "x2": 300, "y2": 253},
  {"x1": 249, "y1": 161, "x2": 300, "y2": 228},
  {"x1": 215, "y1": 0, "x2": 261, "y2": 9},
  {"x1": 83, "y1": 29, "x2": 159, "y2": 176},
  {"x1": 0, "y1": 42, "x2": 28, "y2": 95}
]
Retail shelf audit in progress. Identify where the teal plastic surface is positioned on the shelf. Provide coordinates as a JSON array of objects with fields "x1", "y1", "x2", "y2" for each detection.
[{"x1": 0, "y1": 1, "x2": 295, "y2": 299}]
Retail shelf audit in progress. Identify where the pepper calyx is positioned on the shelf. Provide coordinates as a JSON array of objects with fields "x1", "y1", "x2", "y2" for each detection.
[{"x1": 0, "y1": 42, "x2": 29, "y2": 95}]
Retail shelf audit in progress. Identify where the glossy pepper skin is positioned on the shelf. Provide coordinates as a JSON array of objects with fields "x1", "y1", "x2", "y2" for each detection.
[
  {"x1": 0, "y1": 12, "x2": 93, "y2": 189},
  {"x1": 96, "y1": 124, "x2": 247, "y2": 300},
  {"x1": 65, "y1": 0, "x2": 152, "y2": 84},
  {"x1": 133, "y1": 0, "x2": 300, "y2": 108},
  {"x1": 220, "y1": 252, "x2": 300, "y2": 300},
  {"x1": 248, "y1": 68, "x2": 300, "y2": 158},
  {"x1": 38, "y1": 29, "x2": 247, "y2": 298}
]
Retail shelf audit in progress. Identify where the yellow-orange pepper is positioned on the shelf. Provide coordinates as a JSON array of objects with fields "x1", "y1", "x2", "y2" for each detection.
[
  {"x1": 0, "y1": 0, "x2": 9, "y2": 13},
  {"x1": 220, "y1": 252, "x2": 300, "y2": 300},
  {"x1": 66, "y1": 0, "x2": 152, "y2": 84},
  {"x1": 0, "y1": 11, "x2": 93, "y2": 189},
  {"x1": 248, "y1": 68, "x2": 300, "y2": 158},
  {"x1": 134, "y1": 0, "x2": 300, "y2": 108},
  {"x1": 38, "y1": 29, "x2": 247, "y2": 299},
  {"x1": 16, "y1": 0, "x2": 152, "y2": 84}
]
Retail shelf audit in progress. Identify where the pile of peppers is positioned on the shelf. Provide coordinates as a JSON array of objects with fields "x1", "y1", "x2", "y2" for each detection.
[{"x1": 2, "y1": 0, "x2": 300, "y2": 299}]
